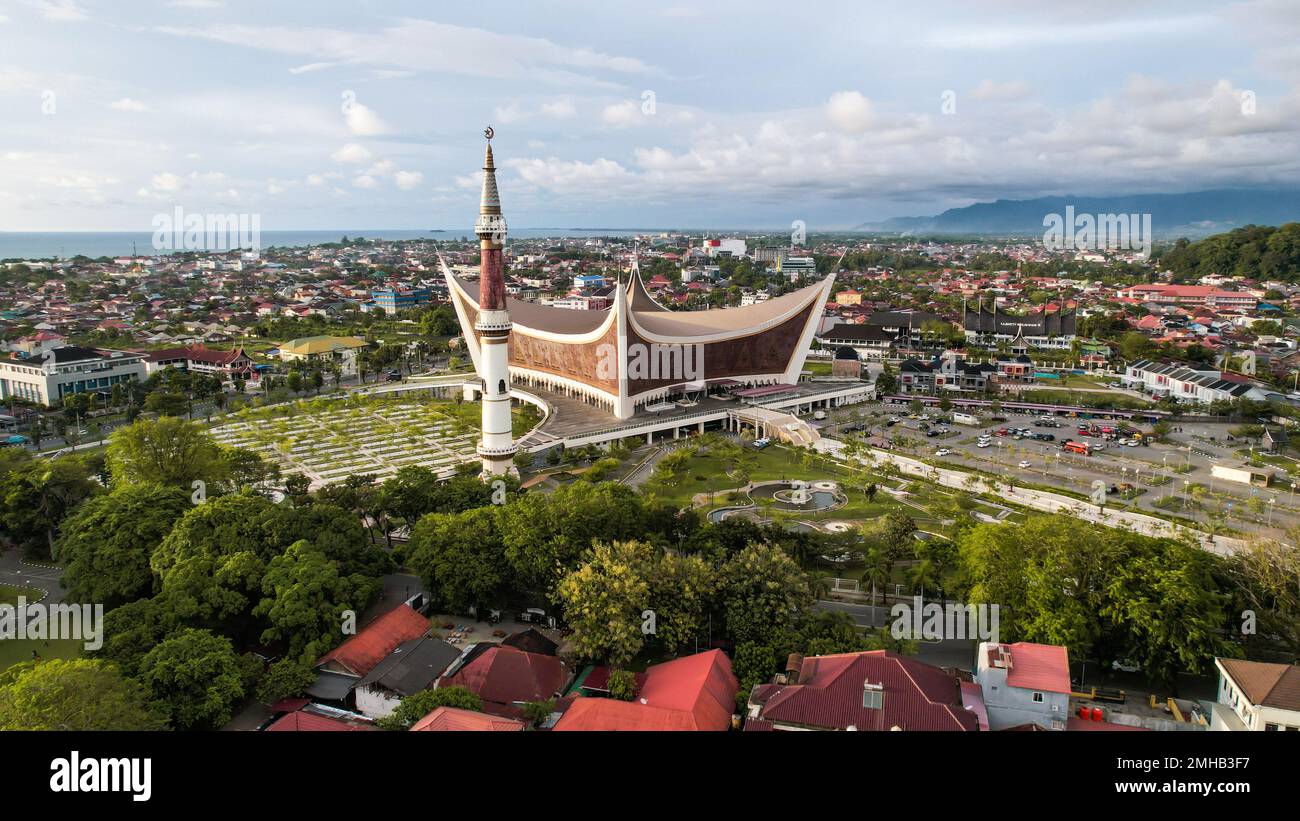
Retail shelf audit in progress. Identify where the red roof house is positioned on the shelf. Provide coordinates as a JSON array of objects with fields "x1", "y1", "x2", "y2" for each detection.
[
  {"x1": 315, "y1": 604, "x2": 430, "y2": 678},
  {"x1": 554, "y1": 649, "x2": 738, "y2": 731},
  {"x1": 746, "y1": 650, "x2": 979, "y2": 732},
  {"x1": 410, "y1": 706, "x2": 526, "y2": 732},
  {"x1": 264, "y1": 707, "x2": 378, "y2": 732},
  {"x1": 441, "y1": 644, "x2": 570, "y2": 716}
]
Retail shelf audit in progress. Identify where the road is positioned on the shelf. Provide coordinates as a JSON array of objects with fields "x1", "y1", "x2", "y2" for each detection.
[
  {"x1": 0, "y1": 550, "x2": 65, "y2": 604},
  {"x1": 815, "y1": 600, "x2": 977, "y2": 670}
]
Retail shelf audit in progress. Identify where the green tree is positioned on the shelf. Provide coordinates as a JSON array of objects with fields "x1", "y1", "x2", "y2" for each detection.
[
  {"x1": 0, "y1": 658, "x2": 165, "y2": 731},
  {"x1": 407, "y1": 506, "x2": 507, "y2": 613},
  {"x1": 255, "y1": 657, "x2": 317, "y2": 705},
  {"x1": 556, "y1": 540, "x2": 653, "y2": 666},
  {"x1": 106, "y1": 416, "x2": 226, "y2": 488},
  {"x1": 55, "y1": 482, "x2": 191, "y2": 608},
  {"x1": 719, "y1": 542, "x2": 812, "y2": 646},
  {"x1": 378, "y1": 686, "x2": 483, "y2": 730},
  {"x1": 607, "y1": 669, "x2": 638, "y2": 701},
  {"x1": 139, "y1": 627, "x2": 245, "y2": 730},
  {"x1": 253, "y1": 540, "x2": 382, "y2": 662}
]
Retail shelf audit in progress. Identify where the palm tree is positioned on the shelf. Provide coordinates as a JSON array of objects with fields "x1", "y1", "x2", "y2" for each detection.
[
  {"x1": 908, "y1": 557, "x2": 939, "y2": 597},
  {"x1": 861, "y1": 546, "x2": 892, "y2": 609}
]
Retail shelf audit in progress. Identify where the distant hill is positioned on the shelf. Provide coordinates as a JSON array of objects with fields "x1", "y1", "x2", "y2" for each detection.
[{"x1": 858, "y1": 189, "x2": 1300, "y2": 238}]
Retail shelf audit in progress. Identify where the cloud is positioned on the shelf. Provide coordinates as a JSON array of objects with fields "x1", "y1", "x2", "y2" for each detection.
[
  {"x1": 394, "y1": 170, "x2": 424, "y2": 190},
  {"x1": 971, "y1": 79, "x2": 1030, "y2": 101},
  {"x1": 343, "y1": 101, "x2": 390, "y2": 136},
  {"x1": 288, "y1": 62, "x2": 336, "y2": 75},
  {"x1": 601, "y1": 101, "x2": 642, "y2": 128},
  {"x1": 153, "y1": 19, "x2": 658, "y2": 87},
  {"x1": 352, "y1": 174, "x2": 378, "y2": 189},
  {"x1": 26, "y1": 1, "x2": 89, "y2": 22},
  {"x1": 109, "y1": 97, "x2": 150, "y2": 112},
  {"x1": 331, "y1": 143, "x2": 372, "y2": 163},
  {"x1": 826, "y1": 91, "x2": 875, "y2": 133}
]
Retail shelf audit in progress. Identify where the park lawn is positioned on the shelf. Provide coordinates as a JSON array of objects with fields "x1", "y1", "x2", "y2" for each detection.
[
  {"x1": 0, "y1": 583, "x2": 43, "y2": 606},
  {"x1": 0, "y1": 585, "x2": 87, "y2": 673},
  {"x1": 1016, "y1": 389, "x2": 1152, "y2": 409},
  {"x1": 0, "y1": 637, "x2": 86, "y2": 673},
  {"x1": 649, "y1": 444, "x2": 955, "y2": 531}
]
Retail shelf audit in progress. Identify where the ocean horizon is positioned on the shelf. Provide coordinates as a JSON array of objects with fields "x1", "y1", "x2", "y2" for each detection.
[{"x1": 0, "y1": 228, "x2": 650, "y2": 260}]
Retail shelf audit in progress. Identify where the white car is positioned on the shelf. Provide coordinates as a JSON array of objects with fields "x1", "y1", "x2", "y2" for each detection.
[
  {"x1": 1017, "y1": 460, "x2": 1032, "y2": 469},
  {"x1": 935, "y1": 448, "x2": 951, "y2": 457},
  {"x1": 1124, "y1": 439, "x2": 1140, "y2": 447},
  {"x1": 977, "y1": 441, "x2": 990, "y2": 448},
  {"x1": 1090, "y1": 442, "x2": 1106, "y2": 451},
  {"x1": 1111, "y1": 659, "x2": 1140, "y2": 673}
]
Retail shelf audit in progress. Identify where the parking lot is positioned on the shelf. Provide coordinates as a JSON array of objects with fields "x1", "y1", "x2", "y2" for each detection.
[{"x1": 820, "y1": 400, "x2": 1300, "y2": 540}]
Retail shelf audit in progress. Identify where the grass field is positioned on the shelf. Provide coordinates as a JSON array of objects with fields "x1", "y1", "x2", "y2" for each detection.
[
  {"x1": 0, "y1": 585, "x2": 88, "y2": 672},
  {"x1": 0, "y1": 583, "x2": 43, "y2": 606},
  {"x1": 645, "y1": 444, "x2": 954, "y2": 533}
]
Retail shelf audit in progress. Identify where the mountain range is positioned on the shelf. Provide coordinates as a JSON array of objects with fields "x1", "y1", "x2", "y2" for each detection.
[{"x1": 856, "y1": 189, "x2": 1300, "y2": 238}]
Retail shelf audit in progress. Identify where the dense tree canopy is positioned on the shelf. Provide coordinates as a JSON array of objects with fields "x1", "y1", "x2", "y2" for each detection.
[{"x1": 0, "y1": 659, "x2": 166, "y2": 731}]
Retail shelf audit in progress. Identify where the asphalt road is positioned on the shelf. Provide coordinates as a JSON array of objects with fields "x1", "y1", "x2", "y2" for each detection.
[{"x1": 815, "y1": 599, "x2": 977, "y2": 670}]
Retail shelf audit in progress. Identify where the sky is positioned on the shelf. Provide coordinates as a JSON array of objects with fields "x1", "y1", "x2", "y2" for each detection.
[{"x1": 1, "y1": 0, "x2": 1299, "y2": 231}]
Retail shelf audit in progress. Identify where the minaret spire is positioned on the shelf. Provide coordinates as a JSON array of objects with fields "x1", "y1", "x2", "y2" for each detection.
[{"x1": 472, "y1": 126, "x2": 517, "y2": 477}]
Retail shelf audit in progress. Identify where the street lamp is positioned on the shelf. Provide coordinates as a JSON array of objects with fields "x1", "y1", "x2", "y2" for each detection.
[{"x1": 1268, "y1": 496, "x2": 1276, "y2": 527}]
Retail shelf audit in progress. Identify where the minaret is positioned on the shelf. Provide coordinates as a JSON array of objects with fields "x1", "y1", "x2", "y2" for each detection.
[{"x1": 473, "y1": 127, "x2": 518, "y2": 477}]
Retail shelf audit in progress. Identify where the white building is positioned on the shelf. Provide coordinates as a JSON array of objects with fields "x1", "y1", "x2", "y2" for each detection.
[
  {"x1": 0, "y1": 346, "x2": 146, "y2": 406},
  {"x1": 1210, "y1": 658, "x2": 1300, "y2": 731},
  {"x1": 1122, "y1": 359, "x2": 1269, "y2": 405}
]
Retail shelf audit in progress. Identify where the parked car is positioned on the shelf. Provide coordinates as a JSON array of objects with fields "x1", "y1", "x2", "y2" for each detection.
[
  {"x1": 935, "y1": 448, "x2": 952, "y2": 457},
  {"x1": 1017, "y1": 460, "x2": 1032, "y2": 469}
]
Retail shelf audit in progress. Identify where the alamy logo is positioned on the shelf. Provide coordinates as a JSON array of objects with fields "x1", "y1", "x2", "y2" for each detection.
[
  {"x1": 152, "y1": 206, "x2": 261, "y2": 252},
  {"x1": 890, "y1": 596, "x2": 1000, "y2": 643},
  {"x1": 596, "y1": 341, "x2": 703, "y2": 382},
  {"x1": 50, "y1": 752, "x2": 151, "y2": 802},
  {"x1": 1042, "y1": 205, "x2": 1151, "y2": 258},
  {"x1": 0, "y1": 598, "x2": 103, "y2": 651}
]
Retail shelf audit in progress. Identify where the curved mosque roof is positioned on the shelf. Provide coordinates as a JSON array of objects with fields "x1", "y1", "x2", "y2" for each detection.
[{"x1": 449, "y1": 266, "x2": 832, "y2": 340}]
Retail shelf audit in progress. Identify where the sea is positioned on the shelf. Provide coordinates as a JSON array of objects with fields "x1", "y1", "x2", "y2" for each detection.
[{"x1": 0, "y1": 228, "x2": 648, "y2": 260}]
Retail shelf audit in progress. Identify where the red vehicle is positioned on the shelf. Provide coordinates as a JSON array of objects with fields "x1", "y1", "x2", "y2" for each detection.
[
  {"x1": 995, "y1": 428, "x2": 1009, "y2": 436},
  {"x1": 1062, "y1": 440, "x2": 1090, "y2": 455}
]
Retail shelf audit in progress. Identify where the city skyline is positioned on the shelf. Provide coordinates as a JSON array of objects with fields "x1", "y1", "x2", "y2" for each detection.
[{"x1": 2, "y1": 0, "x2": 1299, "y2": 231}]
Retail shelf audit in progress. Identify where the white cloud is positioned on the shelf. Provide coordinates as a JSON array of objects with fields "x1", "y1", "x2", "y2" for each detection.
[
  {"x1": 26, "y1": 1, "x2": 89, "y2": 23},
  {"x1": 541, "y1": 99, "x2": 576, "y2": 118},
  {"x1": 344, "y1": 101, "x2": 390, "y2": 136},
  {"x1": 150, "y1": 172, "x2": 183, "y2": 192},
  {"x1": 394, "y1": 170, "x2": 424, "y2": 190},
  {"x1": 331, "y1": 143, "x2": 372, "y2": 164},
  {"x1": 601, "y1": 101, "x2": 642, "y2": 128},
  {"x1": 352, "y1": 175, "x2": 378, "y2": 189},
  {"x1": 826, "y1": 91, "x2": 874, "y2": 133},
  {"x1": 288, "y1": 62, "x2": 336, "y2": 75},
  {"x1": 109, "y1": 97, "x2": 150, "y2": 112}
]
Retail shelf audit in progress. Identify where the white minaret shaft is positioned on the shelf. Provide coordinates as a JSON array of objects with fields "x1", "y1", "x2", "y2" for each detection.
[{"x1": 473, "y1": 130, "x2": 517, "y2": 476}]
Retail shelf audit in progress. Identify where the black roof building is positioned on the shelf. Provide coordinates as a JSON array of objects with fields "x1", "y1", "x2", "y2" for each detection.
[{"x1": 963, "y1": 304, "x2": 1076, "y2": 338}]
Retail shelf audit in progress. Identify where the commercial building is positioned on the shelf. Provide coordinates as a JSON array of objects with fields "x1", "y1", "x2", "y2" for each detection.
[
  {"x1": 370, "y1": 286, "x2": 432, "y2": 314},
  {"x1": 0, "y1": 346, "x2": 146, "y2": 406},
  {"x1": 143, "y1": 345, "x2": 255, "y2": 379},
  {"x1": 899, "y1": 353, "x2": 997, "y2": 394}
]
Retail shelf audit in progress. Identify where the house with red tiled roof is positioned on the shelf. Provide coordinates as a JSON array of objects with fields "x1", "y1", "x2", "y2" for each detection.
[
  {"x1": 745, "y1": 650, "x2": 980, "y2": 731},
  {"x1": 315, "y1": 604, "x2": 431, "y2": 680},
  {"x1": 975, "y1": 641, "x2": 1071, "y2": 731},
  {"x1": 263, "y1": 704, "x2": 378, "y2": 732},
  {"x1": 410, "y1": 706, "x2": 526, "y2": 732},
  {"x1": 553, "y1": 649, "x2": 738, "y2": 731},
  {"x1": 440, "y1": 643, "x2": 570, "y2": 719}
]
